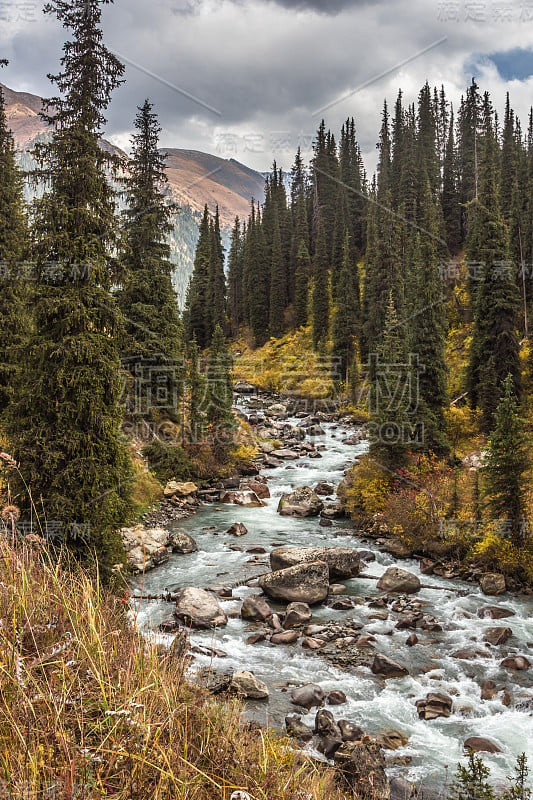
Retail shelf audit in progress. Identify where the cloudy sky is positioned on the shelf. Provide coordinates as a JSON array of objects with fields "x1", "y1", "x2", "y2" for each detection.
[{"x1": 2, "y1": 0, "x2": 533, "y2": 174}]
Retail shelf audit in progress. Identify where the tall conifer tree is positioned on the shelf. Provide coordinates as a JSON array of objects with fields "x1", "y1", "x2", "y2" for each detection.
[{"x1": 8, "y1": 0, "x2": 132, "y2": 576}]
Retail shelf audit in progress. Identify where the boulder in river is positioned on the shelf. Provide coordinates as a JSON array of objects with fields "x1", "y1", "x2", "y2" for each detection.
[
  {"x1": 270, "y1": 630, "x2": 299, "y2": 645},
  {"x1": 377, "y1": 566, "x2": 421, "y2": 594},
  {"x1": 315, "y1": 481, "x2": 335, "y2": 496},
  {"x1": 227, "y1": 522, "x2": 248, "y2": 537},
  {"x1": 219, "y1": 490, "x2": 265, "y2": 508},
  {"x1": 327, "y1": 690, "x2": 347, "y2": 706},
  {"x1": 174, "y1": 588, "x2": 228, "y2": 629},
  {"x1": 371, "y1": 654, "x2": 409, "y2": 679},
  {"x1": 239, "y1": 480, "x2": 270, "y2": 499},
  {"x1": 415, "y1": 692, "x2": 453, "y2": 720},
  {"x1": 480, "y1": 573, "x2": 506, "y2": 595},
  {"x1": 229, "y1": 670, "x2": 269, "y2": 699},
  {"x1": 270, "y1": 546, "x2": 360, "y2": 580},
  {"x1": 501, "y1": 655, "x2": 531, "y2": 670},
  {"x1": 240, "y1": 595, "x2": 272, "y2": 621},
  {"x1": 291, "y1": 683, "x2": 325, "y2": 709},
  {"x1": 284, "y1": 602, "x2": 312, "y2": 628},
  {"x1": 168, "y1": 530, "x2": 198, "y2": 554},
  {"x1": 277, "y1": 486, "x2": 324, "y2": 517},
  {"x1": 478, "y1": 605, "x2": 515, "y2": 619},
  {"x1": 275, "y1": 449, "x2": 300, "y2": 460},
  {"x1": 464, "y1": 737, "x2": 502, "y2": 753},
  {"x1": 259, "y1": 561, "x2": 329, "y2": 605},
  {"x1": 483, "y1": 626, "x2": 513, "y2": 646},
  {"x1": 321, "y1": 503, "x2": 344, "y2": 519}
]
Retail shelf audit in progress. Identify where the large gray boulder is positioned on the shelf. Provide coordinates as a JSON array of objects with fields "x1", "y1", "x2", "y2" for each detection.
[
  {"x1": 174, "y1": 588, "x2": 228, "y2": 629},
  {"x1": 259, "y1": 561, "x2": 329, "y2": 605},
  {"x1": 377, "y1": 566, "x2": 421, "y2": 594},
  {"x1": 277, "y1": 486, "x2": 324, "y2": 517},
  {"x1": 270, "y1": 546, "x2": 360, "y2": 580}
]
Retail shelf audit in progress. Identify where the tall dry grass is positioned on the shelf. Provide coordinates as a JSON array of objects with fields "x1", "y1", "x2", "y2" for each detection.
[{"x1": 0, "y1": 534, "x2": 345, "y2": 800}]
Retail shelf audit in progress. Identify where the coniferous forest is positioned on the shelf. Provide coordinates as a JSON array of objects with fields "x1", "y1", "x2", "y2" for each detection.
[{"x1": 1, "y1": 0, "x2": 533, "y2": 797}]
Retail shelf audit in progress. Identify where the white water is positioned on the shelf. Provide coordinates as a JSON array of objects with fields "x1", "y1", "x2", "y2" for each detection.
[{"x1": 131, "y1": 404, "x2": 533, "y2": 791}]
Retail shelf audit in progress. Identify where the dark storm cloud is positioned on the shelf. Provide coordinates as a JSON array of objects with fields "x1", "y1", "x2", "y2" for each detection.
[{"x1": 264, "y1": 0, "x2": 373, "y2": 12}]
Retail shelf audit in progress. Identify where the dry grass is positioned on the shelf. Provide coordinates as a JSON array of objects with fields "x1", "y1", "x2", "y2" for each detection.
[{"x1": 0, "y1": 535, "x2": 345, "y2": 800}]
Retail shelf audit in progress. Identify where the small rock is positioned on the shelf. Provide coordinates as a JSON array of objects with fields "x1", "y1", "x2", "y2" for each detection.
[
  {"x1": 371, "y1": 654, "x2": 409, "y2": 679},
  {"x1": 270, "y1": 630, "x2": 299, "y2": 645},
  {"x1": 259, "y1": 561, "x2": 329, "y2": 605},
  {"x1": 406, "y1": 633, "x2": 418, "y2": 647},
  {"x1": 481, "y1": 680, "x2": 497, "y2": 700},
  {"x1": 415, "y1": 692, "x2": 453, "y2": 720},
  {"x1": 302, "y1": 637, "x2": 324, "y2": 650},
  {"x1": 327, "y1": 690, "x2": 347, "y2": 706},
  {"x1": 478, "y1": 605, "x2": 515, "y2": 619},
  {"x1": 240, "y1": 595, "x2": 272, "y2": 622},
  {"x1": 228, "y1": 522, "x2": 248, "y2": 537},
  {"x1": 164, "y1": 480, "x2": 198, "y2": 498},
  {"x1": 284, "y1": 602, "x2": 313, "y2": 629}
]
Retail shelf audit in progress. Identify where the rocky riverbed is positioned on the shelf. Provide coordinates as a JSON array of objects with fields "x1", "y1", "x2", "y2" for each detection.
[{"x1": 129, "y1": 392, "x2": 533, "y2": 797}]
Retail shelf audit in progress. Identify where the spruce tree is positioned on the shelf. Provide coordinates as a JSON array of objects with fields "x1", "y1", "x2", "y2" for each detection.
[
  {"x1": 467, "y1": 96, "x2": 521, "y2": 429},
  {"x1": 483, "y1": 374, "x2": 529, "y2": 548},
  {"x1": 407, "y1": 181, "x2": 449, "y2": 454},
  {"x1": 227, "y1": 216, "x2": 243, "y2": 336},
  {"x1": 269, "y1": 203, "x2": 285, "y2": 338},
  {"x1": 117, "y1": 99, "x2": 182, "y2": 422},
  {"x1": 0, "y1": 79, "x2": 29, "y2": 417},
  {"x1": 8, "y1": 0, "x2": 132, "y2": 577},
  {"x1": 205, "y1": 324, "x2": 235, "y2": 461},
  {"x1": 246, "y1": 204, "x2": 269, "y2": 347},
  {"x1": 312, "y1": 219, "x2": 330, "y2": 349},
  {"x1": 332, "y1": 232, "x2": 360, "y2": 386},
  {"x1": 207, "y1": 210, "x2": 226, "y2": 339},
  {"x1": 368, "y1": 294, "x2": 411, "y2": 472},
  {"x1": 184, "y1": 205, "x2": 211, "y2": 349},
  {"x1": 294, "y1": 239, "x2": 311, "y2": 328},
  {"x1": 186, "y1": 337, "x2": 206, "y2": 447}
]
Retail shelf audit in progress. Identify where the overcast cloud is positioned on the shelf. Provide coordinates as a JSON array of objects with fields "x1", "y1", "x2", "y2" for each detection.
[{"x1": 1, "y1": 0, "x2": 533, "y2": 175}]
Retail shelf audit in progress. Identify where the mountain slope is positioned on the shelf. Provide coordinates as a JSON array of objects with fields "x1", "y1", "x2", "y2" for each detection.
[{"x1": 1, "y1": 83, "x2": 266, "y2": 305}]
